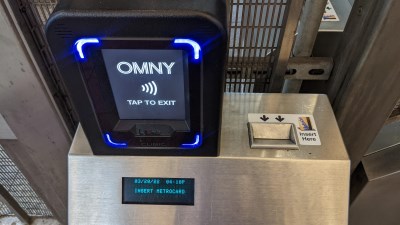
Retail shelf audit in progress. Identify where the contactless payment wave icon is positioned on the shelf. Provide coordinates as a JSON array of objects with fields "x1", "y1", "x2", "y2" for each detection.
[{"x1": 141, "y1": 81, "x2": 158, "y2": 96}]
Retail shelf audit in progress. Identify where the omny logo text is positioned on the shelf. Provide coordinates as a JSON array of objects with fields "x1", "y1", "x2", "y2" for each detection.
[{"x1": 117, "y1": 62, "x2": 175, "y2": 75}]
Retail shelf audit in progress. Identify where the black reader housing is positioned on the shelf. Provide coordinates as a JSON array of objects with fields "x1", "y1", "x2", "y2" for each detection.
[{"x1": 45, "y1": 0, "x2": 227, "y2": 156}]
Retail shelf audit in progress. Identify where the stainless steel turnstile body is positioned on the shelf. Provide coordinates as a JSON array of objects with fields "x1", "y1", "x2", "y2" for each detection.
[{"x1": 69, "y1": 93, "x2": 350, "y2": 225}]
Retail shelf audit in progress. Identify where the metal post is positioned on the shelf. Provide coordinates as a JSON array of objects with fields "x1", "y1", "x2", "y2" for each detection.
[
  {"x1": 269, "y1": 0, "x2": 305, "y2": 92},
  {"x1": 282, "y1": 0, "x2": 328, "y2": 93},
  {"x1": 328, "y1": 0, "x2": 400, "y2": 172}
]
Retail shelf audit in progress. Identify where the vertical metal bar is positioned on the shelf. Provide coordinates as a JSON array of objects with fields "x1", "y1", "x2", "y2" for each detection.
[
  {"x1": 236, "y1": 1, "x2": 249, "y2": 92},
  {"x1": 225, "y1": 0, "x2": 235, "y2": 92},
  {"x1": 264, "y1": 1, "x2": 285, "y2": 92},
  {"x1": 247, "y1": 0, "x2": 266, "y2": 92},
  {"x1": 292, "y1": 0, "x2": 327, "y2": 57},
  {"x1": 254, "y1": 0, "x2": 279, "y2": 92},
  {"x1": 256, "y1": 1, "x2": 277, "y2": 92},
  {"x1": 243, "y1": 1, "x2": 255, "y2": 92},
  {"x1": 252, "y1": 0, "x2": 273, "y2": 92},
  {"x1": 238, "y1": 0, "x2": 252, "y2": 92},
  {"x1": 252, "y1": 0, "x2": 268, "y2": 92},
  {"x1": 268, "y1": 0, "x2": 304, "y2": 92},
  {"x1": 0, "y1": 184, "x2": 30, "y2": 224},
  {"x1": 232, "y1": 0, "x2": 241, "y2": 91},
  {"x1": 282, "y1": 0, "x2": 328, "y2": 93},
  {"x1": 281, "y1": 73, "x2": 302, "y2": 92},
  {"x1": 227, "y1": 0, "x2": 236, "y2": 92},
  {"x1": 330, "y1": 0, "x2": 400, "y2": 172}
]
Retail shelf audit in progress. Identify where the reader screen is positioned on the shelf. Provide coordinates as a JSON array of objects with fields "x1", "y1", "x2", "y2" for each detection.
[
  {"x1": 102, "y1": 49, "x2": 187, "y2": 120},
  {"x1": 122, "y1": 177, "x2": 195, "y2": 205}
]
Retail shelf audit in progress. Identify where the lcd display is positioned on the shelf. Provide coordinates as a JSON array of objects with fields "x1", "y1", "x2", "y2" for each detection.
[
  {"x1": 122, "y1": 177, "x2": 194, "y2": 205},
  {"x1": 102, "y1": 49, "x2": 188, "y2": 120}
]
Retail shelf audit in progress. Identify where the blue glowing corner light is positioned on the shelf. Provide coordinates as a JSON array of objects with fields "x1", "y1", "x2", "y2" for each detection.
[
  {"x1": 74, "y1": 38, "x2": 100, "y2": 59},
  {"x1": 173, "y1": 39, "x2": 201, "y2": 61},
  {"x1": 104, "y1": 133, "x2": 128, "y2": 148},
  {"x1": 181, "y1": 133, "x2": 202, "y2": 149}
]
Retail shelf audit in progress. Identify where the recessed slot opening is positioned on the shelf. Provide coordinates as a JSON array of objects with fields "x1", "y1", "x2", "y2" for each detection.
[{"x1": 248, "y1": 123, "x2": 299, "y2": 150}]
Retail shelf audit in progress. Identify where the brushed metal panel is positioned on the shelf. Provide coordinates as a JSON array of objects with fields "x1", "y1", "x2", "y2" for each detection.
[
  {"x1": 220, "y1": 93, "x2": 348, "y2": 160},
  {"x1": 350, "y1": 145, "x2": 400, "y2": 225},
  {"x1": 363, "y1": 144, "x2": 400, "y2": 181},
  {"x1": 366, "y1": 120, "x2": 400, "y2": 155},
  {"x1": 69, "y1": 93, "x2": 350, "y2": 225}
]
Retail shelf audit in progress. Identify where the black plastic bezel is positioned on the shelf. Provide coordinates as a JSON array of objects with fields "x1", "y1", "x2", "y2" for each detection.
[{"x1": 77, "y1": 38, "x2": 202, "y2": 149}]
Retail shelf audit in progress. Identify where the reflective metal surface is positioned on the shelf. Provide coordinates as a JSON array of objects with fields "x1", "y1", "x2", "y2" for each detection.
[
  {"x1": 350, "y1": 144, "x2": 400, "y2": 225},
  {"x1": 69, "y1": 93, "x2": 350, "y2": 225},
  {"x1": 327, "y1": 0, "x2": 400, "y2": 172},
  {"x1": 349, "y1": 120, "x2": 400, "y2": 225},
  {"x1": 366, "y1": 120, "x2": 400, "y2": 155},
  {"x1": 220, "y1": 94, "x2": 348, "y2": 160}
]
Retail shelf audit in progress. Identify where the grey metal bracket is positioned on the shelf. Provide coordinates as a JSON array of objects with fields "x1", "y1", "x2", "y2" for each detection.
[{"x1": 284, "y1": 57, "x2": 333, "y2": 81}]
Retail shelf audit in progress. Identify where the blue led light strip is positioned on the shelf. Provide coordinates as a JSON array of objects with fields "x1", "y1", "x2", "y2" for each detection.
[
  {"x1": 173, "y1": 39, "x2": 201, "y2": 60},
  {"x1": 181, "y1": 133, "x2": 202, "y2": 149},
  {"x1": 104, "y1": 133, "x2": 128, "y2": 148},
  {"x1": 74, "y1": 38, "x2": 100, "y2": 59}
]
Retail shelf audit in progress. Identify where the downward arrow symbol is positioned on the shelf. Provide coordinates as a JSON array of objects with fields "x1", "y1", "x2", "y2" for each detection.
[
  {"x1": 260, "y1": 115, "x2": 269, "y2": 122},
  {"x1": 275, "y1": 115, "x2": 285, "y2": 122}
]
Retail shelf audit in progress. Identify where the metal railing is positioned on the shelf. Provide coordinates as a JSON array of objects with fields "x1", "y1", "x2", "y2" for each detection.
[
  {"x1": 226, "y1": 0, "x2": 289, "y2": 92},
  {"x1": 0, "y1": 146, "x2": 52, "y2": 218}
]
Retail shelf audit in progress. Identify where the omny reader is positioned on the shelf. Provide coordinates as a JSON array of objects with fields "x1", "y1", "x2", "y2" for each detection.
[{"x1": 46, "y1": 0, "x2": 226, "y2": 156}]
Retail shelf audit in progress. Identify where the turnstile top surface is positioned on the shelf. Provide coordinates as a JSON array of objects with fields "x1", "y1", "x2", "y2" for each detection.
[{"x1": 71, "y1": 93, "x2": 348, "y2": 162}]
